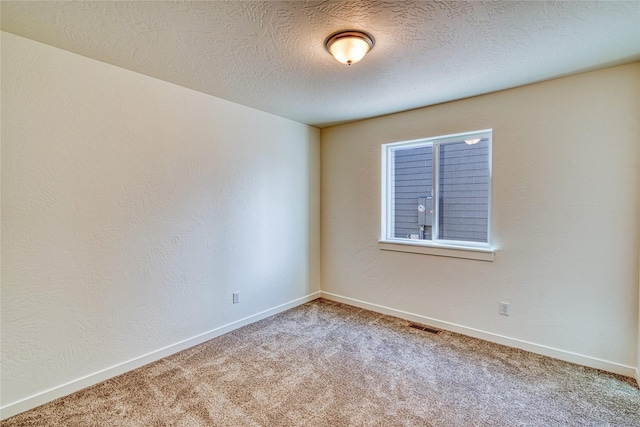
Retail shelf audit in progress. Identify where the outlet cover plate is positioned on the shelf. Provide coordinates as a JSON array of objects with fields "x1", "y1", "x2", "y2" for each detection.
[{"x1": 499, "y1": 301, "x2": 510, "y2": 316}]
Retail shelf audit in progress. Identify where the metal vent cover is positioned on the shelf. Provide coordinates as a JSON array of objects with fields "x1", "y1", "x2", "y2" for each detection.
[{"x1": 409, "y1": 323, "x2": 442, "y2": 335}]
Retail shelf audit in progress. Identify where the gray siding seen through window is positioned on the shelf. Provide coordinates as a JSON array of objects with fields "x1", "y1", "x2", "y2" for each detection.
[
  {"x1": 438, "y1": 140, "x2": 489, "y2": 242},
  {"x1": 392, "y1": 146, "x2": 432, "y2": 239},
  {"x1": 391, "y1": 139, "x2": 489, "y2": 242}
]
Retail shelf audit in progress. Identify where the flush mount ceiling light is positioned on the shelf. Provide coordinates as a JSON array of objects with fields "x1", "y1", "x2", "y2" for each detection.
[{"x1": 324, "y1": 30, "x2": 375, "y2": 65}]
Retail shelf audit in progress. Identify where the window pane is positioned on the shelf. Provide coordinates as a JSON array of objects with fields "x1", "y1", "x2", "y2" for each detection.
[
  {"x1": 391, "y1": 146, "x2": 432, "y2": 239},
  {"x1": 438, "y1": 140, "x2": 489, "y2": 242}
]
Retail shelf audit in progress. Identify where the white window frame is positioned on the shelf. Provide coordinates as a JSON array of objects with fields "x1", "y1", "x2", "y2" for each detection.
[{"x1": 380, "y1": 129, "x2": 494, "y2": 261}]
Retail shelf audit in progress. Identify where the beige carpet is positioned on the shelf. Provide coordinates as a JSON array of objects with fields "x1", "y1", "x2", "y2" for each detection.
[{"x1": 3, "y1": 298, "x2": 639, "y2": 426}]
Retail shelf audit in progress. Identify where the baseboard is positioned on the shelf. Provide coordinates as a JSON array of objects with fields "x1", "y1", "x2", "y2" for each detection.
[
  {"x1": 636, "y1": 368, "x2": 640, "y2": 388},
  {"x1": 321, "y1": 291, "x2": 637, "y2": 379},
  {"x1": 0, "y1": 291, "x2": 322, "y2": 421}
]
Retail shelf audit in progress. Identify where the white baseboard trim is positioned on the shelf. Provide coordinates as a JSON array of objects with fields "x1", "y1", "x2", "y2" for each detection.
[
  {"x1": 0, "y1": 291, "x2": 322, "y2": 421},
  {"x1": 320, "y1": 291, "x2": 637, "y2": 379},
  {"x1": 636, "y1": 368, "x2": 640, "y2": 387}
]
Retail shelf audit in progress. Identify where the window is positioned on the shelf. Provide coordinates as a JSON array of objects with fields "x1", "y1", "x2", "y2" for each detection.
[{"x1": 380, "y1": 130, "x2": 493, "y2": 259}]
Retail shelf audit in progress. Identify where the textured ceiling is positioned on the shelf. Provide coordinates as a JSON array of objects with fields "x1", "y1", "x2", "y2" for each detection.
[{"x1": 2, "y1": 1, "x2": 639, "y2": 127}]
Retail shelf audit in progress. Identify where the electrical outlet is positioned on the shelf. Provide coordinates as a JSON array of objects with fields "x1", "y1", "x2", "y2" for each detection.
[
  {"x1": 499, "y1": 301, "x2": 510, "y2": 316},
  {"x1": 233, "y1": 292, "x2": 240, "y2": 304}
]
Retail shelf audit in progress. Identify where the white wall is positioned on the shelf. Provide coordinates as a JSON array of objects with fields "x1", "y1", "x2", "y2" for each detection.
[
  {"x1": 1, "y1": 32, "x2": 321, "y2": 417},
  {"x1": 322, "y1": 63, "x2": 640, "y2": 377}
]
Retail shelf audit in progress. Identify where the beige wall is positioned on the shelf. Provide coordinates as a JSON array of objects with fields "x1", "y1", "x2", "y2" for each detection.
[
  {"x1": 322, "y1": 63, "x2": 640, "y2": 377},
  {"x1": 1, "y1": 32, "x2": 321, "y2": 417}
]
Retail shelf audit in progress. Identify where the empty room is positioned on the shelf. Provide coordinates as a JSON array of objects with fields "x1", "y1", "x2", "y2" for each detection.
[{"x1": 1, "y1": 1, "x2": 639, "y2": 425}]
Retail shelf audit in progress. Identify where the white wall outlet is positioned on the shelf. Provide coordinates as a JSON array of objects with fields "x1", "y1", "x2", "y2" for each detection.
[
  {"x1": 499, "y1": 301, "x2": 510, "y2": 316},
  {"x1": 232, "y1": 291, "x2": 240, "y2": 304}
]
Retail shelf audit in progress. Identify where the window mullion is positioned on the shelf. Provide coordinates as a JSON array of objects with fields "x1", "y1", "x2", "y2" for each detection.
[{"x1": 432, "y1": 142, "x2": 439, "y2": 241}]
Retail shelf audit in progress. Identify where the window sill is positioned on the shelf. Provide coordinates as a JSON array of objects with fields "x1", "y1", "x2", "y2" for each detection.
[{"x1": 378, "y1": 240, "x2": 494, "y2": 261}]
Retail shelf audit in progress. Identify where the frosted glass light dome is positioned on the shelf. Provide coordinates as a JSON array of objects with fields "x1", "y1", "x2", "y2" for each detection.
[{"x1": 325, "y1": 31, "x2": 374, "y2": 65}]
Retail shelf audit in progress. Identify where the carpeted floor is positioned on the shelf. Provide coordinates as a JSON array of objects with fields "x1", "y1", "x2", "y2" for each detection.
[{"x1": 2, "y1": 298, "x2": 639, "y2": 426}]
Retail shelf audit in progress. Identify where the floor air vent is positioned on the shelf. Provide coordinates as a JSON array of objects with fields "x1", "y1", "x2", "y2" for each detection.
[{"x1": 409, "y1": 323, "x2": 441, "y2": 335}]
